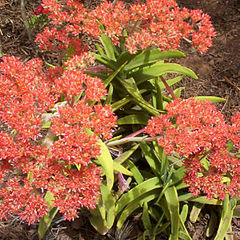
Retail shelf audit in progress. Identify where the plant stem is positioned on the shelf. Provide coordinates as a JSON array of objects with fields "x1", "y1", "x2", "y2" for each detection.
[
  {"x1": 106, "y1": 136, "x2": 159, "y2": 147},
  {"x1": 125, "y1": 128, "x2": 145, "y2": 138},
  {"x1": 160, "y1": 76, "x2": 176, "y2": 100}
]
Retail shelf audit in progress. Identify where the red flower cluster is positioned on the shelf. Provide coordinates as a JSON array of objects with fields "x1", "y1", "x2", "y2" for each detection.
[
  {"x1": 36, "y1": 0, "x2": 216, "y2": 54},
  {"x1": 0, "y1": 56, "x2": 117, "y2": 224},
  {"x1": 145, "y1": 98, "x2": 240, "y2": 199},
  {"x1": 33, "y1": 4, "x2": 50, "y2": 15}
]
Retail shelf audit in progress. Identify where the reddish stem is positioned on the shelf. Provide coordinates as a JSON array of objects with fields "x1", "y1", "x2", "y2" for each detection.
[
  {"x1": 160, "y1": 76, "x2": 176, "y2": 100},
  {"x1": 125, "y1": 128, "x2": 145, "y2": 138}
]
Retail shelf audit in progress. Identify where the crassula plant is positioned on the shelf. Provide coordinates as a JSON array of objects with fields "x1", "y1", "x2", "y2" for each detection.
[
  {"x1": 145, "y1": 98, "x2": 240, "y2": 200},
  {"x1": 35, "y1": 0, "x2": 216, "y2": 55},
  {"x1": 0, "y1": 56, "x2": 116, "y2": 224}
]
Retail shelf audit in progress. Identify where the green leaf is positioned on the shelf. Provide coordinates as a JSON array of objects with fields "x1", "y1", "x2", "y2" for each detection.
[
  {"x1": 113, "y1": 161, "x2": 133, "y2": 176},
  {"x1": 180, "y1": 204, "x2": 189, "y2": 223},
  {"x1": 111, "y1": 89, "x2": 148, "y2": 111},
  {"x1": 116, "y1": 177, "x2": 162, "y2": 215},
  {"x1": 189, "y1": 202, "x2": 204, "y2": 223},
  {"x1": 116, "y1": 51, "x2": 136, "y2": 67},
  {"x1": 104, "y1": 61, "x2": 128, "y2": 87},
  {"x1": 179, "y1": 216, "x2": 192, "y2": 240},
  {"x1": 86, "y1": 129, "x2": 114, "y2": 190},
  {"x1": 124, "y1": 49, "x2": 185, "y2": 71},
  {"x1": 131, "y1": 63, "x2": 198, "y2": 84},
  {"x1": 117, "y1": 114, "x2": 150, "y2": 125},
  {"x1": 111, "y1": 96, "x2": 131, "y2": 111},
  {"x1": 117, "y1": 189, "x2": 161, "y2": 229},
  {"x1": 38, "y1": 192, "x2": 58, "y2": 239},
  {"x1": 214, "y1": 196, "x2": 237, "y2": 240},
  {"x1": 193, "y1": 96, "x2": 226, "y2": 103},
  {"x1": 171, "y1": 168, "x2": 186, "y2": 186},
  {"x1": 29, "y1": 15, "x2": 40, "y2": 27},
  {"x1": 97, "y1": 139, "x2": 114, "y2": 190},
  {"x1": 206, "y1": 210, "x2": 218, "y2": 237},
  {"x1": 173, "y1": 87, "x2": 185, "y2": 98},
  {"x1": 106, "y1": 83, "x2": 113, "y2": 104},
  {"x1": 100, "y1": 183, "x2": 116, "y2": 229},
  {"x1": 178, "y1": 193, "x2": 223, "y2": 205},
  {"x1": 38, "y1": 207, "x2": 58, "y2": 239},
  {"x1": 44, "y1": 191, "x2": 54, "y2": 208},
  {"x1": 118, "y1": 77, "x2": 162, "y2": 116},
  {"x1": 94, "y1": 53, "x2": 117, "y2": 70},
  {"x1": 153, "y1": 77, "x2": 164, "y2": 110},
  {"x1": 142, "y1": 202, "x2": 152, "y2": 231},
  {"x1": 164, "y1": 186, "x2": 180, "y2": 240},
  {"x1": 99, "y1": 33, "x2": 116, "y2": 61},
  {"x1": 89, "y1": 206, "x2": 109, "y2": 235},
  {"x1": 114, "y1": 144, "x2": 139, "y2": 164},
  {"x1": 96, "y1": 43, "x2": 106, "y2": 57},
  {"x1": 75, "y1": 163, "x2": 81, "y2": 171},
  {"x1": 148, "y1": 76, "x2": 183, "y2": 90},
  {"x1": 140, "y1": 142, "x2": 161, "y2": 175},
  {"x1": 125, "y1": 160, "x2": 144, "y2": 184}
]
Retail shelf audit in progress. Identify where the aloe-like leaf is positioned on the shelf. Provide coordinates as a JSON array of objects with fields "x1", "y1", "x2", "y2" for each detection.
[
  {"x1": 106, "y1": 83, "x2": 113, "y2": 104},
  {"x1": 125, "y1": 160, "x2": 144, "y2": 184},
  {"x1": 104, "y1": 61, "x2": 128, "y2": 87},
  {"x1": 41, "y1": 121, "x2": 51, "y2": 129},
  {"x1": 153, "y1": 77, "x2": 164, "y2": 110},
  {"x1": 96, "y1": 43, "x2": 106, "y2": 57},
  {"x1": 164, "y1": 186, "x2": 180, "y2": 240},
  {"x1": 111, "y1": 89, "x2": 149, "y2": 111},
  {"x1": 174, "y1": 87, "x2": 185, "y2": 98},
  {"x1": 89, "y1": 213, "x2": 109, "y2": 235},
  {"x1": 114, "y1": 144, "x2": 139, "y2": 164},
  {"x1": 97, "y1": 139, "x2": 114, "y2": 189},
  {"x1": 118, "y1": 77, "x2": 162, "y2": 116},
  {"x1": 131, "y1": 63, "x2": 198, "y2": 84},
  {"x1": 140, "y1": 143, "x2": 161, "y2": 174},
  {"x1": 117, "y1": 114, "x2": 150, "y2": 125},
  {"x1": 124, "y1": 49, "x2": 185, "y2": 71},
  {"x1": 171, "y1": 167, "x2": 186, "y2": 185},
  {"x1": 180, "y1": 204, "x2": 189, "y2": 224},
  {"x1": 206, "y1": 210, "x2": 218, "y2": 237},
  {"x1": 113, "y1": 161, "x2": 133, "y2": 176},
  {"x1": 190, "y1": 202, "x2": 204, "y2": 223},
  {"x1": 116, "y1": 51, "x2": 136, "y2": 67},
  {"x1": 179, "y1": 216, "x2": 192, "y2": 240},
  {"x1": 116, "y1": 177, "x2": 162, "y2": 215},
  {"x1": 142, "y1": 202, "x2": 152, "y2": 231},
  {"x1": 94, "y1": 53, "x2": 117, "y2": 70},
  {"x1": 100, "y1": 183, "x2": 116, "y2": 229},
  {"x1": 112, "y1": 96, "x2": 132, "y2": 111},
  {"x1": 38, "y1": 192, "x2": 58, "y2": 239},
  {"x1": 38, "y1": 207, "x2": 58, "y2": 239},
  {"x1": 179, "y1": 231, "x2": 192, "y2": 240},
  {"x1": 86, "y1": 130, "x2": 114, "y2": 190},
  {"x1": 193, "y1": 96, "x2": 226, "y2": 103},
  {"x1": 99, "y1": 33, "x2": 116, "y2": 61},
  {"x1": 214, "y1": 196, "x2": 236, "y2": 240},
  {"x1": 117, "y1": 189, "x2": 161, "y2": 229},
  {"x1": 178, "y1": 193, "x2": 223, "y2": 205}
]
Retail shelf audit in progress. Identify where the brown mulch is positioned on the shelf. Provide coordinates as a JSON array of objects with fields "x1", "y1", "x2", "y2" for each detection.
[{"x1": 0, "y1": 0, "x2": 240, "y2": 239}]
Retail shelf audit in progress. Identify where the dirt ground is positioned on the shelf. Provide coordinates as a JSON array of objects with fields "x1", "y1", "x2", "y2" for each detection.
[{"x1": 0, "y1": 0, "x2": 240, "y2": 239}]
